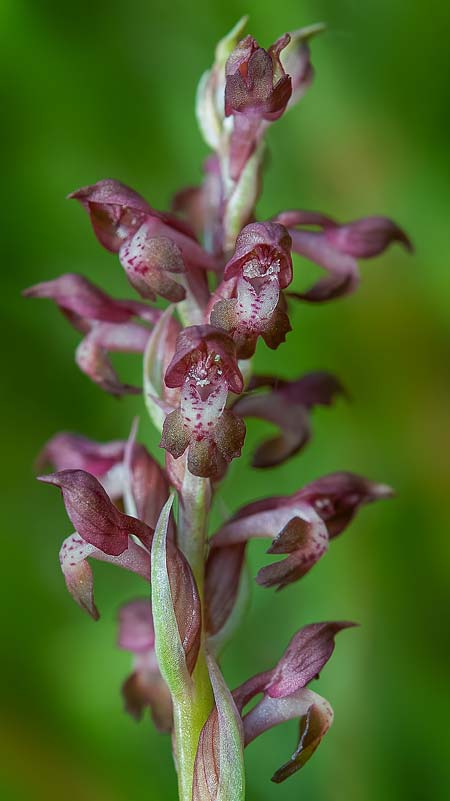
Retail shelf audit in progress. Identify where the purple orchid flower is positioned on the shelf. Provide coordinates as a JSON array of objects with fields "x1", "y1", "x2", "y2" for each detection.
[
  {"x1": 193, "y1": 621, "x2": 353, "y2": 795},
  {"x1": 23, "y1": 273, "x2": 159, "y2": 394},
  {"x1": 160, "y1": 325, "x2": 246, "y2": 478},
  {"x1": 41, "y1": 469, "x2": 201, "y2": 675},
  {"x1": 69, "y1": 179, "x2": 217, "y2": 302},
  {"x1": 211, "y1": 472, "x2": 393, "y2": 589},
  {"x1": 274, "y1": 210, "x2": 412, "y2": 301},
  {"x1": 210, "y1": 222, "x2": 293, "y2": 358},
  {"x1": 234, "y1": 371, "x2": 346, "y2": 466}
]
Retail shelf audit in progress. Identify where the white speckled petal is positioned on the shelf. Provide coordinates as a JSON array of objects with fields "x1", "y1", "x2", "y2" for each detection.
[
  {"x1": 59, "y1": 533, "x2": 150, "y2": 620},
  {"x1": 180, "y1": 377, "x2": 228, "y2": 434}
]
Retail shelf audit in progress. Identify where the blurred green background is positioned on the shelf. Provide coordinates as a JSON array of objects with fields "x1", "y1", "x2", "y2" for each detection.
[{"x1": 2, "y1": 0, "x2": 450, "y2": 799}]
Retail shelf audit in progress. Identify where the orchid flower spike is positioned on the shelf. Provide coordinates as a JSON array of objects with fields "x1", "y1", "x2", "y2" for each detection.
[{"x1": 29, "y1": 14, "x2": 407, "y2": 801}]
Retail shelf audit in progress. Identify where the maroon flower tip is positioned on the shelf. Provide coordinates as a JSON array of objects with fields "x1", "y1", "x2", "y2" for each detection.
[
  {"x1": 68, "y1": 179, "x2": 152, "y2": 253},
  {"x1": 225, "y1": 34, "x2": 292, "y2": 121},
  {"x1": 38, "y1": 469, "x2": 152, "y2": 555},
  {"x1": 67, "y1": 178, "x2": 150, "y2": 211},
  {"x1": 37, "y1": 472, "x2": 61, "y2": 486},
  {"x1": 297, "y1": 471, "x2": 394, "y2": 538},
  {"x1": 266, "y1": 621, "x2": 357, "y2": 698},
  {"x1": 285, "y1": 210, "x2": 413, "y2": 302},
  {"x1": 325, "y1": 216, "x2": 413, "y2": 259}
]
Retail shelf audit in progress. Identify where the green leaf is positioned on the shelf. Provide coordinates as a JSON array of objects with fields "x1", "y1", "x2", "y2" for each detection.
[
  {"x1": 192, "y1": 654, "x2": 245, "y2": 800},
  {"x1": 151, "y1": 494, "x2": 193, "y2": 699}
]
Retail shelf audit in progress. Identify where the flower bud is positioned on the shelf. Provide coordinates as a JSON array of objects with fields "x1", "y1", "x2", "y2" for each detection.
[
  {"x1": 280, "y1": 23, "x2": 326, "y2": 109},
  {"x1": 196, "y1": 16, "x2": 249, "y2": 150},
  {"x1": 225, "y1": 35, "x2": 292, "y2": 121}
]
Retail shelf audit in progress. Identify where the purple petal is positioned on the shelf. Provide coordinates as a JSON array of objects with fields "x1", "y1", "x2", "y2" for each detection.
[
  {"x1": 280, "y1": 23, "x2": 325, "y2": 109},
  {"x1": 234, "y1": 391, "x2": 310, "y2": 467},
  {"x1": 213, "y1": 497, "x2": 324, "y2": 546},
  {"x1": 23, "y1": 273, "x2": 160, "y2": 325},
  {"x1": 68, "y1": 179, "x2": 153, "y2": 252},
  {"x1": 274, "y1": 210, "x2": 335, "y2": 228},
  {"x1": 212, "y1": 500, "x2": 329, "y2": 590},
  {"x1": 85, "y1": 321, "x2": 150, "y2": 353},
  {"x1": 232, "y1": 670, "x2": 274, "y2": 714},
  {"x1": 234, "y1": 627, "x2": 336, "y2": 779},
  {"x1": 75, "y1": 334, "x2": 142, "y2": 396},
  {"x1": 225, "y1": 35, "x2": 259, "y2": 80},
  {"x1": 160, "y1": 409, "x2": 191, "y2": 461},
  {"x1": 266, "y1": 621, "x2": 356, "y2": 698},
  {"x1": 282, "y1": 211, "x2": 412, "y2": 302},
  {"x1": 289, "y1": 228, "x2": 359, "y2": 301},
  {"x1": 205, "y1": 543, "x2": 246, "y2": 636},
  {"x1": 211, "y1": 409, "x2": 246, "y2": 466},
  {"x1": 118, "y1": 599, "x2": 173, "y2": 731},
  {"x1": 186, "y1": 439, "x2": 228, "y2": 481},
  {"x1": 256, "y1": 516, "x2": 329, "y2": 590},
  {"x1": 39, "y1": 469, "x2": 153, "y2": 555},
  {"x1": 172, "y1": 184, "x2": 205, "y2": 239},
  {"x1": 70, "y1": 178, "x2": 217, "y2": 271},
  {"x1": 244, "y1": 689, "x2": 333, "y2": 782},
  {"x1": 36, "y1": 432, "x2": 126, "y2": 478},
  {"x1": 325, "y1": 216, "x2": 413, "y2": 259},
  {"x1": 279, "y1": 371, "x2": 345, "y2": 408},
  {"x1": 117, "y1": 599, "x2": 155, "y2": 653},
  {"x1": 234, "y1": 371, "x2": 345, "y2": 467},
  {"x1": 122, "y1": 664, "x2": 173, "y2": 732},
  {"x1": 225, "y1": 36, "x2": 292, "y2": 120}
]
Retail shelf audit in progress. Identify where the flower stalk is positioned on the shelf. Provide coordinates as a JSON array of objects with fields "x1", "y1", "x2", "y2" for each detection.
[
  {"x1": 175, "y1": 471, "x2": 214, "y2": 801},
  {"x1": 27, "y1": 14, "x2": 411, "y2": 801}
]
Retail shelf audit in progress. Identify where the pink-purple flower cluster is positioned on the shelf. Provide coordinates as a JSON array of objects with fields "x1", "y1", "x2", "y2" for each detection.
[{"x1": 26, "y1": 16, "x2": 410, "y2": 800}]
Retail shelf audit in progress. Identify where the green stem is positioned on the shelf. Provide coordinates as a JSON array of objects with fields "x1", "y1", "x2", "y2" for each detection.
[{"x1": 174, "y1": 469, "x2": 214, "y2": 801}]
